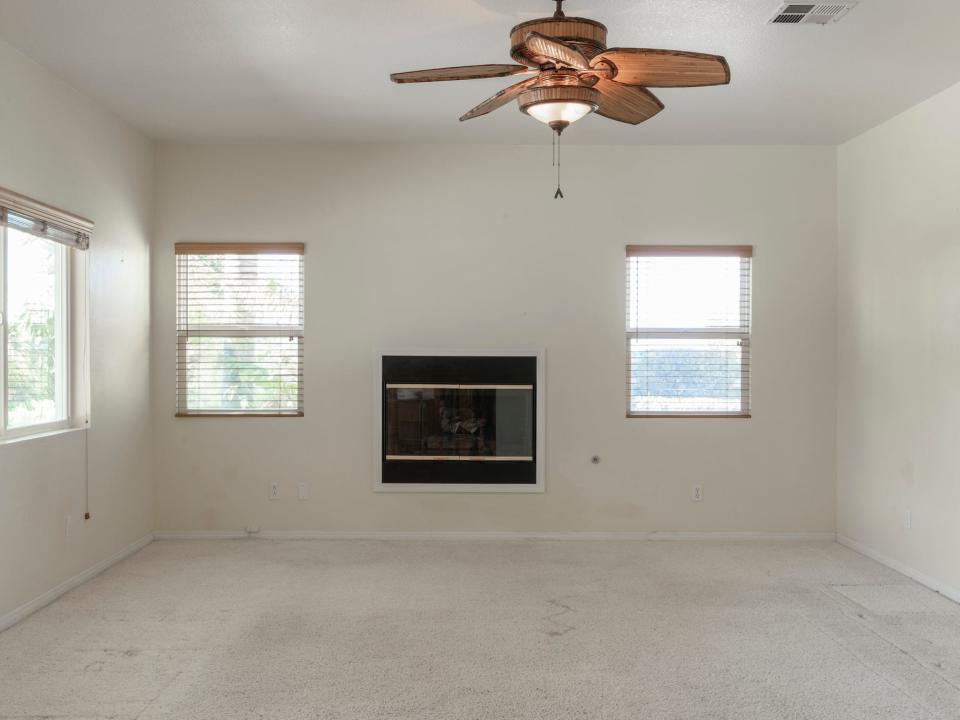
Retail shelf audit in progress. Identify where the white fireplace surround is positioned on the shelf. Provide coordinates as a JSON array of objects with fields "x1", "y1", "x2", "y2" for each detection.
[{"x1": 373, "y1": 349, "x2": 546, "y2": 493}]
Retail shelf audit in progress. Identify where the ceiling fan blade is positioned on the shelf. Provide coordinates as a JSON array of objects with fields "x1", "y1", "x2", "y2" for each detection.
[
  {"x1": 459, "y1": 76, "x2": 541, "y2": 121},
  {"x1": 524, "y1": 32, "x2": 589, "y2": 70},
  {"x1": 390, "y1": 64, "x2": 534, "y2": 84},
  {"x1": 590, "y1": 49, "x2": 730, "y2": 87},
  {"x1": 594, "y1": 78, "x2": 663, "y2": 125}
]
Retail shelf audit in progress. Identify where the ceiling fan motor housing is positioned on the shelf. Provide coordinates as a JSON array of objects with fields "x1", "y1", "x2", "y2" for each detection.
[{"x1": 510, "y1": 16, "x2": 608, "y2": 66}]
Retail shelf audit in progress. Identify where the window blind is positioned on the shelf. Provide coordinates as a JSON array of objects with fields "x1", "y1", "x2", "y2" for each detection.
[
  {"x1": 626, "y1": 246, "x2": 752, "y2": 417},
  {"x1": 0, "y1": 186, "x2": 92, "y2": 250},
  {"x1": 176, "y1": 243, "x2": 304, "y2": 416}
]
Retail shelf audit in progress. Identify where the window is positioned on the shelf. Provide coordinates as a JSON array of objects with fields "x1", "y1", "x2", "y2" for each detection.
[
  {"x1": 175, "y1": 243, "x2": 304, "y2": 416},
  {"x1": 1, "y1": 187, "x2": 91, "y2": 440},
  {"x1": 626, "y1": 246, "x2": 752, "y2": 417}
]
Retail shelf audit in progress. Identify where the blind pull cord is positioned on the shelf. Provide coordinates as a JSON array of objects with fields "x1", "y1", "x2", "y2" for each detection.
[
  {"x1": 553, "y1": 130, "x2": 564, "y2": 200},
  {"x1": 84, "y1": 428, "x2": 91, "y2": 520},
  {"x1": 83, "y1": 251, "x2": 91, "y2": 521}
]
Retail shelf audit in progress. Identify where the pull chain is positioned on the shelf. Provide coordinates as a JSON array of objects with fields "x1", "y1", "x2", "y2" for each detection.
[{"x1": 554, "y1": 131, "x2": 564, "y2": 199}]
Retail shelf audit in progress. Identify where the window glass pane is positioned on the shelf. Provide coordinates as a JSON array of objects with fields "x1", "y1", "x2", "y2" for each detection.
[
  {"x1": 628, "y1": 256, "x2": 744, "y2": 329},
  {"x1": 629, "y1": 338, "x2": 744, "y2": 414},
  {"x1": 6, "y1": 228, "x2": 65, "y2": 428},
  {"x1": 183, "y1": 336, "x2": 302, "y2": 413}
]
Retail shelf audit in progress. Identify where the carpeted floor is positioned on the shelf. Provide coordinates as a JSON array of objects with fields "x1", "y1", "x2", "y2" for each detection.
[{"x1": 1, "y1": 539, "x2": 959, "y2": 719}]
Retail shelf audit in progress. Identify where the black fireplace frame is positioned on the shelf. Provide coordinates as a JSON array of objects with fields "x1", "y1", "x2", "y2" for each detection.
[{"x1": 375, "y1": 351, "x2": 545, "y2": 492}]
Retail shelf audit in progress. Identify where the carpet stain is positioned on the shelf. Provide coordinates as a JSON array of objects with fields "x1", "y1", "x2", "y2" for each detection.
[{"x1": 543, "y1": 597, "x2": 577, "y2": 637}]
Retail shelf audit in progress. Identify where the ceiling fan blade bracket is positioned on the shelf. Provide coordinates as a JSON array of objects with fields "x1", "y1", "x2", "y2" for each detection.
[
  {"x1": 523, "y1": 31, "x2": 589, "y2": 70},
  {"x1": 591, "y1": 49, "x2": 730, "y2": 87},
  {"x1": 584, "y1": 60, "x2": 615, "y2": 79}
]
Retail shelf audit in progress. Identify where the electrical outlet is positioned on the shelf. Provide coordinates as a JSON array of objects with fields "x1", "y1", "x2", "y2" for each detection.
[
  {"x1": 297, "y1": 482, "x2": 308, "y2": 500},
  {"x1": 904, "y1": 509, "x2": 911, "y2": 530},
  {"x1": 269, "y1": 482, "x2": 280, "y2": 500},
  {"x1": 65, "y1": 514, "x2": 72, "y2": 537},
  {"x1": 692, "y1": 485, "x2": 704, "y2": 502}
]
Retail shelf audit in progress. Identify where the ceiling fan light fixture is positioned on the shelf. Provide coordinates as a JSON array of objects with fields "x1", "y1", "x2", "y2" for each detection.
[
  {"x1": 525, "y1": 100, "x2": 594, "y2": 128},
  {"x1": 518, "y1": 85, "x2": 599, "y2": 133}
]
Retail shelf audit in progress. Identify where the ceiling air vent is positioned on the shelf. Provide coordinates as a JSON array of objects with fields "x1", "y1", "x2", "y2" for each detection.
[{"x1": 770, "y1": 2, "x2": 858, "y2": 25}]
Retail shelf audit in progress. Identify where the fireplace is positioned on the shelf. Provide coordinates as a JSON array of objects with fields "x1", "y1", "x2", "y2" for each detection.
[{"x1": 376, "y1": 352, "x2": 544, "y2": 491}]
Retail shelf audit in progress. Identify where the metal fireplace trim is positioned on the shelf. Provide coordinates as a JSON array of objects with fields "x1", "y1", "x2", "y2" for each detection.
[
  {"x1": 385, "y1": 455, "x2": 534, "y2": 462},
  {"x1": 373, "y1": 349, "x2": 546, "y2": 493},
  {"x1": 386, "y1": 384, "x2": 534, "y2": 390}
]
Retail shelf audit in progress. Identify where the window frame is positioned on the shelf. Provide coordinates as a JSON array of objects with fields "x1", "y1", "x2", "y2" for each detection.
[
  {"x1": 625, "y1": 245, "x2": 753, "y2": 419},
  {"x1": 175, "y1": 242, "x2": 305, "y2": 418},
  {"x1": 0, "y1": 187, "x2": 91, "y2": 443},
  {"x1": 1, "y1": 230, "x2": 71, "y2": 438}
]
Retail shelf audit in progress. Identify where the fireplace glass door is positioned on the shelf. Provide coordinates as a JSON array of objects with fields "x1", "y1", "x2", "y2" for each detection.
[{"x1": 385, "y1": 384, "x2": 533, "y2": 461}]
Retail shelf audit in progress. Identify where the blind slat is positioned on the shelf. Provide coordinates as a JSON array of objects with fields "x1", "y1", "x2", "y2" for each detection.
[
  {"x1": 175, "y1": 242, "x2": 304, "y2": 255},
  {"x1": 177, "y1": 246, "x2": 305, "y2": 416},
  {"x1": 627, "y1": 245, "x2": 752, "y2": 258}
]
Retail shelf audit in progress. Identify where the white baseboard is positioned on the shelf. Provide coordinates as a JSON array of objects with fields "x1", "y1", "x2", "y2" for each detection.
[
  {"x1": 264, "y1": 531, "x2": 655, "y2": 541},
  {"x1": 153, "y1": 530, "x2": 250, "y2": 540},
  {"x1": 0, "y1": 533, "x2": 154, "y2": 634},
  {"x1": 837, "y1": 534, "x2": 960, "y2": 604},
  {"x1": 647, "y1": 531, "x2": 836, "y2": 541},
  {"x1": 154, "y1": 529, "x2": 837, "y2": 542}
]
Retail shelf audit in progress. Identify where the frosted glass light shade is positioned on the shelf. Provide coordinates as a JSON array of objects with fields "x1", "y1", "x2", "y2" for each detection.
[{"x1": 525, "y1": 101, "x2": 594, "y2": 126}]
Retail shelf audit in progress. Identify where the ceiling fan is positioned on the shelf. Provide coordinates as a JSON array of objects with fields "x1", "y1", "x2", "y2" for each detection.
[{"x1": 390, "y1": 0, "x2": 730, "y2": 136}]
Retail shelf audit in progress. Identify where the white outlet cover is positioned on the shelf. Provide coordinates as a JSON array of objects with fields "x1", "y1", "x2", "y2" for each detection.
[
  {"x1": 297, "y1": 482, "x2": 308, "y2": 500},
  {"x1": 269, "y1": 482, "x2": 280, "y2": 500},
  {"x1": 692, "y1": 485, "x2": 704, "y2": 502}
]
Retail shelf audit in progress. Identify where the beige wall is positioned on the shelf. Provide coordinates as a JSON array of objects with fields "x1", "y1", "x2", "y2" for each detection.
[
  {"x1": 837, "y1": 81, "x2": 960, "y2": 598},
  {"x1": 153, "y1": 142, "x2": 837, "y2": 535},
  {"x1": 0, "y1": 41, "x2": 154, "y2": 619}
]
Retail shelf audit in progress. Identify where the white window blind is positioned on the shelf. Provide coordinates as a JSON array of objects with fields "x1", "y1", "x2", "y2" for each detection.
[
  {"x1": 626, "y1": 246, "x2": 752, "y2": 417},
  {"x1": 0, "y1": 186, "x2": 92, "y2": 250},
  {"x1": 176, "y1": 243, "x2": 304, "y2": 417}
]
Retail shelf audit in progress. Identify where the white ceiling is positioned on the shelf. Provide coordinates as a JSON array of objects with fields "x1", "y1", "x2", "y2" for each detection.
[{"x1": 1, "y1": 0, "x2": 960, "y2": 144}]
